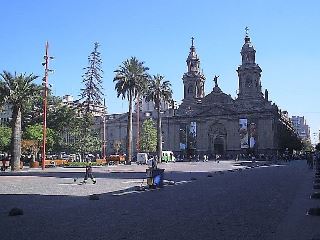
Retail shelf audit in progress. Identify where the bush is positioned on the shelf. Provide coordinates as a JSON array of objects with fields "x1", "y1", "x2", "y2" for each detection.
[{"x1": 64, "y1": 162, "x2": 100, "y2": 167}]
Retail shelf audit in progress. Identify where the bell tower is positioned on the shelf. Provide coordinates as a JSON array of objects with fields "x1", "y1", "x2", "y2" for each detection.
[
  {"x1": 182, "y1": 37, "x2": 206, "y2": 101},
  {"x1": 237, "y1": 28, "x2": 263, "y2": 99}
]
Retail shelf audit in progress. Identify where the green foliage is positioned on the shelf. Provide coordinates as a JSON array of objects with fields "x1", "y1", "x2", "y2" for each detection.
[
  {"x1": 145, "y1": 74, "x2": 173, "y2": 108},
  {"x1": 46, "y1": 103, "x2": 81, "y2": 152},
  {"x1": 145, "y1": 74, "x2": 173, "y2": 160},
  {"x1": 21, "y1": 86, "x2": 48, "y2": 129},
  {"x1": 0, "y1": 71, "x2": 39, "y2": 171},
  {"x1": 0, "y1": 71, "x2": 40, "y2": 109},
  {"x1": 140, "y1": 119, "x2": 157, "y2": 153},
  {"x1": 113, "y1": 57, "x2": 149, "y2": 101},
  {"x1": 64, "y1": 161, "x2": 100, "y2": 167},
  {"x1": 80, "y1": 42, "x2": 104, "y2": 115},
  {"x1": 24, "y1": 94, "x2": 61, "y2": 126},
  {"x1": 278, "y1": 123, "x2": 303, "y2": 152},
  {"x1": 303, "y1": 139, "x2": 314, "y2": 152},
  {"x1": 24, "y1": 124, "x2": 55, "y2": 151},
  {"x1": 113, "y1": 57, "x2": 149, "y2": 163},
  {"x1": 0, "y1": 126, "x2": 11, "y2": 151},
  {"x1": 71, "y1": 129, "x2": 101, "y2": 154}
]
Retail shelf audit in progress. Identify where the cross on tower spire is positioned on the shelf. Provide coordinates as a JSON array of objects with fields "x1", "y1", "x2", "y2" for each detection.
[{"x1": 191, "y1": 37, "x2": 194, "y2": 47}]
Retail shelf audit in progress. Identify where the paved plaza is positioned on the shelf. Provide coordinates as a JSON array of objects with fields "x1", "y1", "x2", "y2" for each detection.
[{"x1": 0, "y1": 160, "x2": 319, "y2": 240}]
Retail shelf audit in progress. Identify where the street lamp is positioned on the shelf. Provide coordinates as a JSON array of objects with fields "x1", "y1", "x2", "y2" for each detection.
[
  {"x1": 102, "y1": 99, "x2": 107, "y2": 160},
  {"x1": 41, "y1": 41, "x2": 54, "y2": 170}
]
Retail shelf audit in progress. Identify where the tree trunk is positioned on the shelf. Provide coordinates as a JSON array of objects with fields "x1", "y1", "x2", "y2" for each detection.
[
  {"x1": 11, "y1": 106, "x2": 22, "y2": 171},
  {"x1": 157, "y1": 101, "x2": 162, "y2": 163},
  {"x1": 126, "y1": 92, "x2": 133, "y2": 164}
]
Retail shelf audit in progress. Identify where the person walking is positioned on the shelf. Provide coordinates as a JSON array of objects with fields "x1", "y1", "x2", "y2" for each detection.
[{"x1": 83, "y1": 162, "x2": 96, "y2": 184}]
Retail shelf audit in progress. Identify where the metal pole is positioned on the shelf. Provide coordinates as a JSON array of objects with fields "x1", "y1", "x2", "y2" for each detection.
[
  {"x1": 42, "y1": 41, "x2": 49, "y2": 170},
  {"x1": 136, "y1": 93, "x2": 140, "y2": 153},
  {"x1": 102, "y1": 99, "x2": 106, "y2": 160}
]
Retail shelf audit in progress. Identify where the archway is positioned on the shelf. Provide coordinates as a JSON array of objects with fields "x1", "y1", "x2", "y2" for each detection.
[
  {"x1": 208, "y1": 122, "x2": 227, "y2": 157},
  {"x1": 214, "y1": 137, "x2": 225, "y2": 155}
]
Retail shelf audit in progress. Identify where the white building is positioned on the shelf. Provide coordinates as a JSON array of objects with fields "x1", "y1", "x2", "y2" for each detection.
[
  {"x1": 0, "y1": 104, "x2": 12, "y2": 126},
  {"x1": 290, "y1": 116, "x2": 310, "y2": 141}
]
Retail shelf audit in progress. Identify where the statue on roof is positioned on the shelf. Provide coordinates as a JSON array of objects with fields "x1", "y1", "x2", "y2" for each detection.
[{"x1": 213, "y1": 75, "x2": 219, "y2": 87}]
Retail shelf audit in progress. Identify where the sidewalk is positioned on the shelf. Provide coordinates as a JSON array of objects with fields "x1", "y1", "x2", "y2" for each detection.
[{"x1": 272, "y1": 166, "x2": 320, "y2": 240}]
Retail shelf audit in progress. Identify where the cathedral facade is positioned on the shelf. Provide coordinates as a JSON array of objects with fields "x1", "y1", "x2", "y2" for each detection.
[
  {"x1": 160, "y1": 32, "x2": 295, "y2": 158},
  {"x1": 106, "y1": 32, "x2": 297, "y2": 158}
]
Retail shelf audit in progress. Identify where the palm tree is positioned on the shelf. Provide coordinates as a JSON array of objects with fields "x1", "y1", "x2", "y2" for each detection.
[
  {"x1": 0, "y1": 71, "x2": 39, "y2": 171},
  {"x1": 113, "y1": 57, "x2": 149, "y2": 164},
  {"x1": 145, "y1": 74, "x2": 172, "y2": 162}
]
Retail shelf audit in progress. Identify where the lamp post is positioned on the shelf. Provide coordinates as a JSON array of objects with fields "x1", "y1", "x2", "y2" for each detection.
[
  {"x1": 41, "y1": 41, "x2": 54, "y2": 170},
  {"x1": 136, "y1": 94, "x2": 140, "y2": 153},
  {"x1": 102, "y1": 99, "x2": 106, "y2": 160}
]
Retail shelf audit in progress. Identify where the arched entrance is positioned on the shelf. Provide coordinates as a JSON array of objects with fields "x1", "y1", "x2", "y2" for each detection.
[
  {"x1": 214, "y1": 137, "x2": 224, "y2": 155},
  {"x1": 208, "y1": 122, "x2": 227, "y2": 157}
]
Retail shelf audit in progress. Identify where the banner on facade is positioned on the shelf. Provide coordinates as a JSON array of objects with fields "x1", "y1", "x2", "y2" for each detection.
[
  {"x1": 249, "y1": 122, "x2": 257, "y2": 148},
  {"x1": 239, "y1": 119, "x2": 249, "y2": 149},
  {"x1": 189, "y1": 122, "x2": 197, "y2": 150},
  {"x1": 190, "y1": 122, "x2": 197, "y2": 137},
  {"x1": 179, "y1": 123, "x2": 187, "y2": 150}
]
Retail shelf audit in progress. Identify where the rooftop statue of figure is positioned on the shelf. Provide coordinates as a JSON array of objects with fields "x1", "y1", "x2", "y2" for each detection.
[{"x1": 214, "y1": 75, "x2": 219, "y2": 87}]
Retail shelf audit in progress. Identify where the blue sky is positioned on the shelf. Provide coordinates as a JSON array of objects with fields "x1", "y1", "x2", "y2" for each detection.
[{"x1": 1, "y1": 0, "x2": 320, "y2": 142}]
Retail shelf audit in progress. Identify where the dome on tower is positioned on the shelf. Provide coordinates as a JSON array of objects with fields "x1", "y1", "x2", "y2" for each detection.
[
  {"x1": 240, "y1": 28, "x2": 256, "y2": 65},
  {"x1": 241, "y1": 35, "x2": 255, "y2": 52}
]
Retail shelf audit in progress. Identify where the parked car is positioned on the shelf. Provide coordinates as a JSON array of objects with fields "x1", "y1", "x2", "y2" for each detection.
[{"x1": 136, "y1": 153, "x2": 148, "y2": 165}]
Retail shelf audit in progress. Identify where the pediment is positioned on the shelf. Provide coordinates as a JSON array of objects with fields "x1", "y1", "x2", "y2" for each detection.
[{"x1": 194, "y1": 104, "x2": 236, "y2": 117}]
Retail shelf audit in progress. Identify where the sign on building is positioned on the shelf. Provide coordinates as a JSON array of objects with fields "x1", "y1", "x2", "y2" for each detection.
[{"x1": 239, "y1": 119, "x2": 249, "y2": 149}]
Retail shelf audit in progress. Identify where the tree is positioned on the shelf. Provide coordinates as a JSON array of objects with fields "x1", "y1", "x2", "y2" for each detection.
[
  {"x1": 316, "y1": 143, "x2": 320, "y2": 152},
  {"x1": 145, "y1": 74, "x2": 172, "y2": 162},
  {"x1": 71, "y1": 132, "x2": 101, "y2": 157},
  {"x1": 24, "y1": 123, "x2": 55, "y2": 161},
  {"x1": 80, "y1": 42, "x2": 104, "y2": 115},
  {"x1": 70, "y1": 114, "x2": 102, "y2": 156},
  {"x1": 77, "y1": 42, "x2": 104, "y2": 159},
  {"x1": 21, "y1": 86, "x2": 53, "y2": 129},
  {"x1": 140, "y1": 119, "x2": 157, "y2": 153},
  {"x1": 113, "y1": 57, "x2": 149, "y2": 164},
  {"x1": 0, "y1": 71, "x2": 39, "y2": 171},
  {"x1": 21, "y1": 140, "x2": 39, "y2": 163},
  {"x1": 0, "y1": 126, "x2": 11, "y2": 152},
  {"x1": 302, "y1": 139, "x2": 313, "y2": 152},
  {"x1": 113, "y1": 140, "x2": 122, "y2": 154},
  {"x1": 46, "y1": 102, "x2": 80, "y2": 152}
]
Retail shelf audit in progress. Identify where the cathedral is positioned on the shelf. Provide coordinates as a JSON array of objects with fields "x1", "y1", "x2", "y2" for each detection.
[{"x1": 106, "y1": 30, "x2": 297, "y2": 159}]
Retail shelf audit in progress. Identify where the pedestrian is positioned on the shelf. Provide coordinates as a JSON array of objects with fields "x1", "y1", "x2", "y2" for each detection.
[
  {"x1": 1, "y1": 154, "x2": 9, "y2": 172},
  {"x1": 83, "y1": 162, "x2": 96, "y2": 184},
  {"x1": 152, "y1": 156, "x2": 158, "y2": 169},
  {"x1": 1, "y1": 158, "x2": 6, "y2": 171},
  {"x1": 216, "y1": 154, "x2": 220, "y2": 163}
]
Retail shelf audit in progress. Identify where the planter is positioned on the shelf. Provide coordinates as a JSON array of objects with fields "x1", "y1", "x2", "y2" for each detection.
[{"x1": 30, "y1": 161, "x2": 39, "y2": 168}]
